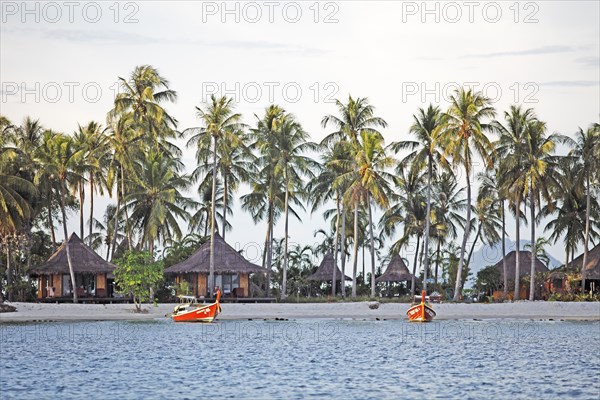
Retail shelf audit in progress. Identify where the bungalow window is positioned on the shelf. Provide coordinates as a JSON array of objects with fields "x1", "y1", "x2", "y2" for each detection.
[
  {"x1": 553, "y1": 279, "x2": 563, "y2": 289},
  {"x1": 215, "y1": 274, "x2": 239, "y2": 294}
]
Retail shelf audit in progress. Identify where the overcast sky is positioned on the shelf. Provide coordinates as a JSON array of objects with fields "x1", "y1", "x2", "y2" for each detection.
[{"x1": 1, "y1": 1, "x2": 599, "y2": 274}]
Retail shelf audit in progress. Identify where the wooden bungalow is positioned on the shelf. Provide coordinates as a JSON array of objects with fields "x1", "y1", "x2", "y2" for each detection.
[
  {"x1": 544, "y1": 266, "x2": 579, "y2": 296},
  {"x1": 164, "y1": 234, "x2": 266, "y2": 298},
  {"x1": 307, "y1": 253, "x2": 351, "y2": 282},
  {"x1": 561, "y1": 244, "x2": 600, "y2": 293},
  {"x1": 29, "y1": 233, "x2": 116, "y2": 299},
  {"x1": 491, "y1": 250, "x2": 549, "y2": 300}
]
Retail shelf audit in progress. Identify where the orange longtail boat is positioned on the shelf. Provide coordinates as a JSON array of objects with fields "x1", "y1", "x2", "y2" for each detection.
[
  {"x1": 171, "y1": 289, "x2": 221, "y2": 323},
  {"x1": 407, "y1": 290, "x2": 436, "y2": 322}
]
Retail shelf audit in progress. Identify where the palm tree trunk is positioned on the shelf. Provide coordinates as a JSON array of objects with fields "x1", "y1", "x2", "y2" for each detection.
[
  {"x1": 362, "y1": 243, "x2": 365, "y2": 282},
  {"x1": 501, "y1": 200, "x2": 508, "y2": 297},
  {"x1": 340, "y1": 208, "x2": 346, "y2": 297},
  {"x1": 121, "y1": 167, "x2": 132, "y2": 251},
  {"x1": 332, "y1": 192, "x2": 340, "y2": 296},
  {"x1": 467, "y1": 223, "x2": 482, "y2": 267},
  {"x1": 59, "y1": 180, "x2": 77, "y2": 303},
  {"x1": 281, "y1": 172, "x2": 290, "y2": 301},
  {"x1": 582, "y1": 172, "x2": 591, "y2": 292},
  {"x1": 110, "y1": 170, "x2": 121, "y2": 260},
  {"x1": 89, "y1": 176, "x2": 94, "y2": 246},
  {"x1": 453, "y1": 160, "x2": 471, "y2": 301},
  {"x1": 514, "y1": 193, "x2": 521, "y2": 300},
  {"x1": 265, "y1": 203, "x2": 274, "y2": 297},
  {"x1": 529, "y1": 190, "x2": 536, "y2": 301},
  {"x1": 434, "y1": 240, "x2": 441, "y2": 291},
  {"x1": 261, "y1": 216, "x2": 270, "y2": 291},
  {"x1": 423, "y1": 155, "x2": 433, "y2": 293},
  {"x1": 204, "y1": 210, "x2": 209, "y2": 237},
  {"x1": 48, "y1": 194, "x2": 56, "y2": 248},
  {"x1": 222, "y1": 173, "x2": 228, "y2": 241},
  {"x1": 351, "y1": 203, "x2": 359, "y2": 298},
  {"x1": 410, "y1": 235, "x2": 421, "y2": 298},
  {"x1": 6, "y1": 246, "x2": 12, "y2": 302},
  {"x1": 208, "y1": 136, "x2": 217, "y2": 296},
  {"x1": 368, "y1": 194, "x2": 376, "y2": 298},
  {"x1": 79, "y1": 181, "x2": 85, "y2": 239}
]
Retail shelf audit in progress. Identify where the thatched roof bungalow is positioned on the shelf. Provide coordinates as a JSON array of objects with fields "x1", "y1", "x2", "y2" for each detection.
[
  {"x1": 29, "y1": 233, "x2": 116, "y2": 298},
  {"x1": 307, "y1": 253, "x2": 351, "y2": 281},
  {"x1": 492, "y1": 250, "x2": 548, "y2": 299},
  {"x1": 571, "y1": 244, "x2": 600, "y2": 280},
  {"x1": 561, "y1": 244, "x2": 600, "y2": 292},
  {"x1": 376, "y1": 255, "x2": 414, "y2": 283},
  {"x1": 493, "y1": 250, "x2": 548, "y2": 281},
  {"x1": 164, "y1": 234, "x2": 265, "y2": 298}
]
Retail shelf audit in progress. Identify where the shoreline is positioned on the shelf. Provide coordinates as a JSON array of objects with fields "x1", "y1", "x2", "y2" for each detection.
[{"x1": 0, "y1": 301, "x2": 599, "y2": 323}]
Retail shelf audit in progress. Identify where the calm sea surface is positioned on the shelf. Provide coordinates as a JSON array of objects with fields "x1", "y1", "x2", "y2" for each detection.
[{"x1": 1, "y1": 318, "x2": 599, "y2": 399}]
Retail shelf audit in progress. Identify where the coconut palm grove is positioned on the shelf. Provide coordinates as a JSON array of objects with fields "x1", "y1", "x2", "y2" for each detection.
[{"x1": 1, "y1": 65, "x2": 599, "y2": 304}]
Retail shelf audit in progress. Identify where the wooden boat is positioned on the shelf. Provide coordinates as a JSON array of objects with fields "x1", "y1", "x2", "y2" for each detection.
[
  {"x1": 171, "y1": 290, "x2": 221, "y2": 323},
  {"x1": 407, "y1": 290, "x2": 436, "y2": 322}
]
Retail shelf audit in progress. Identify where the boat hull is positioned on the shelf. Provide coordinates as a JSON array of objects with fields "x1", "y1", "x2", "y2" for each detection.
[
  {"x1": 172, "y1": 302, "x2": 219, "y2": 323},
  {"x1": 407, "y1": 303, "x2": 436, "y2": 322}
]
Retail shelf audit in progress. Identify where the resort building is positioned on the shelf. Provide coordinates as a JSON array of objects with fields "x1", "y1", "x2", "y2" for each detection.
[
  {"x1": 375, "y1": 255, "x2": 415, "y2": 296},
  {"x1": 492, "y1": 250, "x2": 549, "y2": 299},
  {"x1": 29, "y1": 233, "x2": 116, "y2": 299},
  {"x1": 307, "y1": 252, "x2": 350, "y2": 282},
  {"x1": 572, "y1": 244, "x2": 600, "y2": 292},
  {"x1": 164, "y1": 234, "x2": 266, "y2": 298}
]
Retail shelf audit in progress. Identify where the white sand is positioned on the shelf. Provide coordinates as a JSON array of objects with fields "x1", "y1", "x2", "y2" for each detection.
[{"x1": 0, "y1": 301, "x2": 599, "y2": 322}]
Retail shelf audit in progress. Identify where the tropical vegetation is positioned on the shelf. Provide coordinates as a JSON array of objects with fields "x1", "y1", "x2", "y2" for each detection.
[{"x1": 1, "y1": 65, "x2": 599, "y2": 303}]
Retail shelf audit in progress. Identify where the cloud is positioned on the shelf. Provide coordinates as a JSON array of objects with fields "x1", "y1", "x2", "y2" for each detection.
[
  {"x1": 460, "y1": 45, "x2": 584, "y2": 59},
  {"x1": 539, "y1": 81, "x2": 598, "y2": 88},
  {"x1": 1, "y1": 26, "x2": 327, "y2": 55},
  {"x1": 576, "y1": 56, "x2": 600, "y2": 68}
]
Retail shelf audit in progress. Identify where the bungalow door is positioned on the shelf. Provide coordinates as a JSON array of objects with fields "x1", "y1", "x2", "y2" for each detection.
[{"x1": 62, "y1": 274, "x2": 72, "y2": 296}]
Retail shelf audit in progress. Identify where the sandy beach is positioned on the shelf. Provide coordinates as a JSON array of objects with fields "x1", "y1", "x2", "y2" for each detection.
[{"x1": 0, "y1": 301, "x2": 599, "y2": 323}]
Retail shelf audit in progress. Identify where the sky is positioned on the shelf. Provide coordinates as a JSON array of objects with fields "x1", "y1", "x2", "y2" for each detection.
[{"x1": 1, "y1": 1, "x2": 599, "y2": 279}]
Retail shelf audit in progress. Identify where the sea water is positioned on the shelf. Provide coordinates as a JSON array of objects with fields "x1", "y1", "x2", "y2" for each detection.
[{"x1": 1, "y1": 319, "x2": 599, "y2": 399}]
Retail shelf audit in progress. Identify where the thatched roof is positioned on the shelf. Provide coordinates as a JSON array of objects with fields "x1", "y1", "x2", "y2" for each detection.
[
  {"x1": 30, "y1": 233, "x2": 116, "y2": 275},
  {"x1": 376, "y1": 255, "x2": 414, "y2": 283},
  {"x1": 570, "y1": 244, "x2": 600, "y2": 279},
  {"x1": 493, "y1": 250, "x2": 548, "y2": 281},
  {"x1": 307, "y1": 253, "x2": 351, "y2": 281},
  {"x1": 164, "y1": 234, "x2": 266, "y2": 275}
]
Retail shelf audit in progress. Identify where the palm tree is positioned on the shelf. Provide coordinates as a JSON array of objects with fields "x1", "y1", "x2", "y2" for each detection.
[
  {"x1": 185, "y1": 95, "x2": 244, "y2": 295},
  {"x1": 110, "y1": 65, "x2": 178, "y2": 143},
  {"x1": 188, "y1": 120, "x2": 253, "y2": 240},
  {"x1": 478, "y1": 168, "x2": 509, "y2": 296},
  {"x1": 35, "y1": 132, "x2": 85, "y2": 302},
  {"x1": 467, "y1": 184, "x2": 502, "y2": 268},
  {"x1": 380, "y1": 164, "x2": 426, "y2": 297},
  {"x1": 431, "y1": 172, "x2": 467, "y2": 291},
  {"x1": 73, "y1": 122, "x2": 110, "y2": 246},
  {"x1": 125, "y1": 150, "x2": 195, "y2": 254},
  {"x1": 492, "y1": 105, "x2": 536, "y2": 300},
  {"x1": 106, "y1": 112, "x2": 140, "y2": 259},
  {"x1": 564, "y1": 123, "x2": 600, "y2": 290},
  {"x1": 307, "y1": 141, "x2": 351, "y2": 296},
  {"x1": 255, "y1": 116, "x2": 316, "y2": 300},
  {"x1": 243, "y1": 105, "x2": 288, "y2": 296},
  {"x1": 322, "y1": 96, "x2": 387, "y2": 298},
  {"x1": 390, "y1": 105, "x2": 447, "y2": 293},
  {"x1": 543, "y1": 158, "x2": 599, "y2": 270},
  {"x1": 442, "y1": 88, "x2": 496, "y2": 301},
  {"x1": 349, "y1": 131, "x2": 394, "y2": 297},
  {"x1": 509, "y1": 119, "x2": 561, "y2": 300}
]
